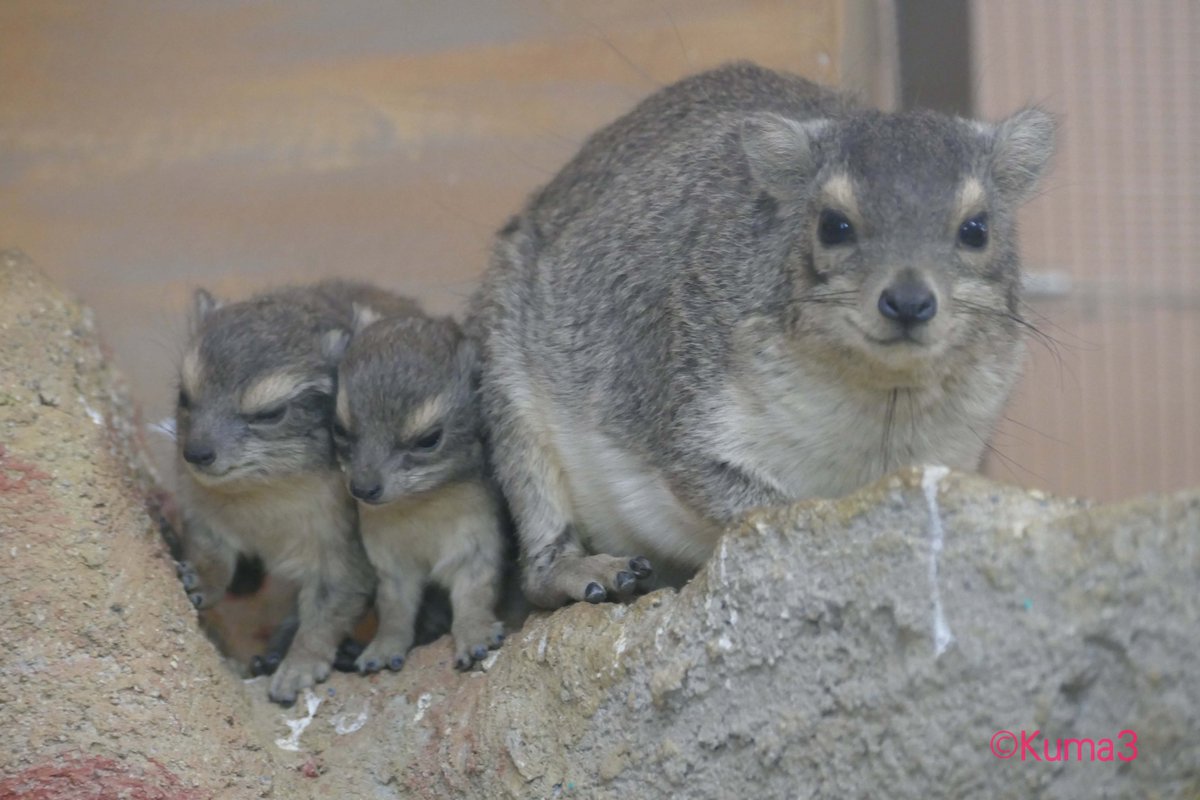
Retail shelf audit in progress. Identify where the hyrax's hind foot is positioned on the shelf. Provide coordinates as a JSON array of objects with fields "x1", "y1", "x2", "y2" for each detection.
[
  {"x1": 452, "y1": 619, "x2": 505, "y2": 670},
  {"x1": 527, "y1": 553, "x2": 653, "y2": 608}
]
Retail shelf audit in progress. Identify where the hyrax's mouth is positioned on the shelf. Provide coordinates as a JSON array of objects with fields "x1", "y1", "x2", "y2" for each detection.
[
  {"x1": 187, "y1": 461, "x2": 270, "y2": 489},
  {"x1": 845, "y1": 315, "x2": 929, "y2": 349}
]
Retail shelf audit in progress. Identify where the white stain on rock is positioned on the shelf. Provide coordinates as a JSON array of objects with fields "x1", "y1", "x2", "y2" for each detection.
[
  {"x1": 413, "y1": 692, "x2": 433, "y2": 723},
  {"x1": 275, "y1": 689, "x2": 323, "y2": 752},
  {"x1": 331, "y1": 707, "x2": 369, "y2": 736},
  {"x1": 922, "y1": 465, "x2": 954, "y2": 657}
]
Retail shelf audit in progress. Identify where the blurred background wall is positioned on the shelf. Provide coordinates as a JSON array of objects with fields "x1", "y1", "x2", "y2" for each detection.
[{"x1": 1, "y1": 0, "x2": 1195, "y2": 501}]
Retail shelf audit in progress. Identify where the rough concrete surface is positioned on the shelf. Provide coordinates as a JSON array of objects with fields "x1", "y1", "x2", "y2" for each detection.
[{"x1": 2, "y1": 250, "x2": 1198, "y2": 799}]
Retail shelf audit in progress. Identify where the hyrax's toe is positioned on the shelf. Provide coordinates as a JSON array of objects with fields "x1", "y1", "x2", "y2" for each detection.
[
  {"x1": 453, "y1": 620, "x2": 505, "y2": 670},
  {"x1": 177, "y1": 562, "x2": 198, "y2": 589},
  {"x1": 628, "y1": 556, "x2": 653, "y2": 579},
  {"x1": 269, "y1": 654, "x2": 332, "y2": 706},
  {"x1": 355, "y1": 639, "x2": 409, "y2": 675},
  {"x1": 584, "y1": 582, "x2": 607, "y2": 603}
]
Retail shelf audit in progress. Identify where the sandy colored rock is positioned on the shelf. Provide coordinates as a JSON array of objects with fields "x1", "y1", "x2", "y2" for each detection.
[
  {"x1": 2, "y1": 250, "x2": 1197, "y2": 798},
  {"x1": 0, "y1": 250, "x2": 304, "y2": 799}
]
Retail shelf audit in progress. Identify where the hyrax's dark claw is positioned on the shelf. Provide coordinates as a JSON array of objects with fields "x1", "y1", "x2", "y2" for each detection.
[
  {"x1": 454, "y1": 655, "x2": 472, "y2": 671},
  {"x1": 387, "y1": 655, "x2": 405, "y2": 671},
  {"x1": 250, "y1": 655, "x2": 268, "y2": 677},
  {"x1": 614, "y1": 570, "x2": 636, "y2": 592},
  {"x1": 584, "y1": 582, "x2": 607, "y2": 603},
  {"x1": 361, "y1": 659, "x2": 381, "y2": 674},
  {"x1": 471, "y1": 645, "x2": 488, "y2": 661},
  {"x1": 629, "y1": 556, "x2": 653, "y2": 579},
  {"x1": 188, "y1": 592, "x2": 204, "y2": 609}
]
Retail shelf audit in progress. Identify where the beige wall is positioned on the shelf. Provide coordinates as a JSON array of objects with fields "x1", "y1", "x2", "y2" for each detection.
[{"x1": 972, "y1": 0, "x2": 1200, "y2": 500}]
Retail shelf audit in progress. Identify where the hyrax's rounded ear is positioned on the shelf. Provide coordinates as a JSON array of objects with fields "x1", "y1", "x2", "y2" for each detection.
[
  {"x1": 739, "y1": 113, "x2": 830, "y2": 199},
  {"x1": 987, "y1": 107, "x2": 1055, "y2": 202},
  {"x1": 350, "y1": 303, "x2": 382, "y2": 335},
  {"x1": 192, "y1": 288, "x2": 222, "y2": 322},
  {"x1": 320, "y1": 327, "x2": 352, "y2": 365}
]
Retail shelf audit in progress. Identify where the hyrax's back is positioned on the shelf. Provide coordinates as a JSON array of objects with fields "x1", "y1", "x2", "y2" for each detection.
[
  {"x1": 474, "y1": 62, "x2": 1053, "y2": 607},
  {"x1": 525, "y1": 62, "x2": 850, "y2": 241}
]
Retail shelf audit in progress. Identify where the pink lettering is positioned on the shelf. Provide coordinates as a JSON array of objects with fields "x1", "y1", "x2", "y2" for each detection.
[{"x1": 1020, "y1": 729, "x2": 1042, "y2": 762}]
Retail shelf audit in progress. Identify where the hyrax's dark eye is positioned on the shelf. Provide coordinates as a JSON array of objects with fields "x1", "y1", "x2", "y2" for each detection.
[
  {"x1": 249, "y1": 405, "x2": 287, "y2": 425},
  {"x1": 958, "y1": 213, "x2": 989, "y2": 249},
  {"x1": 414, "y1": 427, "x2": 443, "y2": 451},
  {"x1": 817, "y1": 209, "x2": 856, "y2": 246}
]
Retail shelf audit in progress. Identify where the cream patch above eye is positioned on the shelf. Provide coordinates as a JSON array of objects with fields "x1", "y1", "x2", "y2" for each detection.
[
  {"x1": 402, "y1": 394, "x2": 448, "y2": 439},
  {"x1": 820, "y1": 173, "x2": 860, "y2": 217},
  {"x1": 955, "y1": 177, "x2": 986, "y2": 220},
  {"x1": 180, "y1": 348, "x2": 204, "y2": 399},
  {"x1": 335, "y1": 386, "x2": 351, "y2": 429},
  {"x1": 241, "y1": 370, "x2": 331, "y2": 414}
]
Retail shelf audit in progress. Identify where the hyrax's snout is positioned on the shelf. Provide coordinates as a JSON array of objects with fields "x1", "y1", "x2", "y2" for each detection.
[
  {"x1": 877, "y1": 277, "x2": 937, "y2": 327},
  {"x1": 182, "y1": 440, "x2": 217, "y2": 467},
  {"x1": 349, "y1": 476, "x2": 384, "y2": 504}
]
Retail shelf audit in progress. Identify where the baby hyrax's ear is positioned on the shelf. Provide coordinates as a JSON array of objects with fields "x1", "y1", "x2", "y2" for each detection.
[
  {"x1": 987, "y1": 107, "x2": 1056, "y2": 202},
  {"x1": 351, "y1": 303, "x2": 383, "y2": 335},
  {"x1": 739, "y1": 112, "x2": 831, "y2": 200},
  {"x1": 320, "y1": 327, "x2": 352, "y2": 365},
  {"x1": 192, "y1": 288, "x2": 222, "y2": 324}
]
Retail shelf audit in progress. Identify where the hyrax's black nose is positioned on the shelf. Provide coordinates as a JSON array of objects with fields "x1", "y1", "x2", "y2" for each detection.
[
  {"x1": 350, "y1": 481, "x2": 383, "y2": 503},
  {"x1": 182, "y1": 442, "x2": 216, "y2": 467},
  {"x1": 878, "y1": 281, "x2": 937, "y2": 326}
]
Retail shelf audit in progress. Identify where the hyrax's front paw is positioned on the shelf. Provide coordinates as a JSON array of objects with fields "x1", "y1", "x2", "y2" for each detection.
[
  {"x1": 528, "y1": 554, "x2": 653, "y2": 607},
  {"x1": 452, "y1": 619, "x2": 505, "y2": 671},
  {"x1": 268, "y1": 652, "x2": 333, "y2": 706},
  {"x1": 355, "y1": 636, "x2": 412, "y2": 675},
  {"x1": 176, "y1": 560, "x2": 223, "y2": 610}
]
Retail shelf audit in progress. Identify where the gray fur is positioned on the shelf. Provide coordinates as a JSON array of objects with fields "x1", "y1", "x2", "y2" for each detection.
[
  {"x1": 469, "y1": 62, "x2": 1055, "y2": 608},
  {"x1": 175, "y1": 280, "x2": 402, "y2": 704},
  {"x1": 335, "y1": 312, "x2": 505, "y2": 671}
]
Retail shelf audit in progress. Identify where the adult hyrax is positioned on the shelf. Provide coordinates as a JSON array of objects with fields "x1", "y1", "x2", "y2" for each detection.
[
  {"x1": 470, "y1": 62, "x2": 1054, "y2": 608},
  {"x1": 334, "y1": 310, "x2": 506, "y2": 672},
  {"x1": 175, "y1": 280, "x2": 417, "y2": 704}
]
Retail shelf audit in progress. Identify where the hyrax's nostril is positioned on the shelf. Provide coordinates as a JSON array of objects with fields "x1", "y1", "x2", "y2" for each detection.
[
  {"x1": 878, "y1": 282, "x2": 937, "y2": 326},
  {"x1": 350, "y1": 481, "x2": 384, "y2": 503},
  {"x1": 182, "y1": 442, "x2": 216, "y2": 467}
]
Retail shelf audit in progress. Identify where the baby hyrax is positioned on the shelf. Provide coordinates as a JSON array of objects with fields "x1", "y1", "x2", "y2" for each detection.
[
  {"x1": 335, "y1": 310, "x2": 505, "y2": 672},
  {"x1": 471, "y1": 61, "x2": 1055, "y2": 608},
  {"x1": 175, "y1": 281, "x2": 416, "y2": 704}
]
